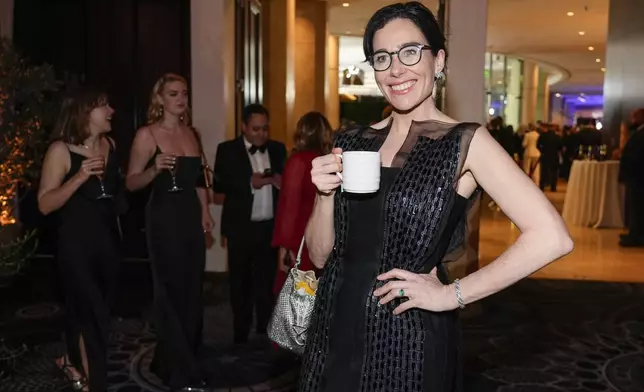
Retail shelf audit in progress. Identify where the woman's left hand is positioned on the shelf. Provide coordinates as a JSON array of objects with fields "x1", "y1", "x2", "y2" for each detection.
[
  {"x1": 202, "y1": 212, "x2": 215, "y2": 233},
  {"x1": 373, "y1": 267, "x2": 456, "y2": 314}
]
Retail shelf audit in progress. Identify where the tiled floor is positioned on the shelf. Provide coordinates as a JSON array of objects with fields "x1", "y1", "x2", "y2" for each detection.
[{"x1": 479, "y1": 185, "x2": 644, "y2": 283}]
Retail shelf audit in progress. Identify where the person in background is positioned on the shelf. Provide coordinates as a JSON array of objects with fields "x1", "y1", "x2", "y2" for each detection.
[
  {"x1": 126, "y1": 73, "x2": 213, "y2": 392},
  {"x1": 522, "y1": 126, "x2": 541, "y2": 186},
  {"x1": 213, "y1": 103, "x2": 287, "y2": 344},
  {"x1": 618, "y1": 108, "x2": 644, "y2": 247},
  {"x1": 538, "y1": 124, "x2": 562, "y2": 192},
  {"x1": 39, "y1": 90, "x2": 121, "y2": 392},
  {"x1": 272, "y1": 111, "x2": 332, "y2": 293}
]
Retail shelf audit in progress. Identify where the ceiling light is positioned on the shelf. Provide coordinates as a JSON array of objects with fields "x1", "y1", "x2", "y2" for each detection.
[
  {"x1": 567, "y1": 11, "x2": 574, "y2": 16},
  {"x1": 342, "y1": 2, "x2": 350, "y2": 7},
  {"x1": 588, "y1": 46, "x2": 594, "y2": 51},
  {"x1": 596, "y1": 58, "x2": 601, "y2": 63},
  {"x1": 555, "y1": 93, "x2": 561, "y2": 97},
  {"x1": 579, "y1": 31, "x2": 586, "y2": 36},
  {"x1": 345, "y1": 31, "x2": 351, "y2": 35},
  {"x1": 601, "y1": 67, "x2": 606, "y2": 72}
]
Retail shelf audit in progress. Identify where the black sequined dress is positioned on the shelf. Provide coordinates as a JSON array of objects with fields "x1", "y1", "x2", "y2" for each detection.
[{"x1": 299, "y1": 120, "x2": 480, "y2": 392}]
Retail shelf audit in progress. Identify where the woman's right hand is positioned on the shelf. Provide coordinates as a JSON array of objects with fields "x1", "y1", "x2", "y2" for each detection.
[
  {"x1": 154, "y1": 153, "x2": 176, "y2": 172},
  {"x1": 311, "y1": 147, "x2": 343, "y2": 196},
  {"x1": 76, "y1": 157, "x2": 105, "y2": 182}
]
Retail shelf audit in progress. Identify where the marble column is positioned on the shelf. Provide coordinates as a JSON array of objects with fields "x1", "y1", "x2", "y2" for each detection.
[
  {"x1": 0, "y1": 0, "x2": 12, "y2": 38},
  {"x1": 603, "y1": 0, "x2": 644, "y2": 149},
  {"x1": 443, "y1": 0, "x2": 487, "y2": 278},
  {"x1": 521, "y1": 60, "x2": 539, "y2": 125},
  {"x1": 191, "y1": 0, "x2": 236, "y2": 271},
  {"x1": 262, "y1": 0, "x2": 296, "y2": 147},
  {"x1": 326, "y1": 34, "x2": 340, "y2": 130}
]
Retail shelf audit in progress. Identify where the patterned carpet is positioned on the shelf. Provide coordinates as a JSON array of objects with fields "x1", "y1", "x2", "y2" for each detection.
[{"x1": 1, "y1": 261, "x2": 643, "y2": 392}]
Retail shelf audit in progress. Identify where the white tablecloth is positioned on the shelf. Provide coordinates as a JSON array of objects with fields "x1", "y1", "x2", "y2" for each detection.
[{"x1": 562, "y1": 160, "x2": 624, "y2": 228}]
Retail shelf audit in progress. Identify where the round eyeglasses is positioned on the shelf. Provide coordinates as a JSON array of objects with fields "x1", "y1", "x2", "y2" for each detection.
[{"x1": 369, "y1": 44, "x2": 432, "y2": 72}]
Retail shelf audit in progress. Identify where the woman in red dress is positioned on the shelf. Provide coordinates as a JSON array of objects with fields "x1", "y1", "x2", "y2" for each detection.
[{"x1": 272, "y1": 111, "x2": 333, "y2": 293}]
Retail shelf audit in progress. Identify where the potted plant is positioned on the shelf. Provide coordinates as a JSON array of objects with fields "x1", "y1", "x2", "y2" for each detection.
[{"x1": 0, "y1": 38, "x2": 58, "y2": 287}]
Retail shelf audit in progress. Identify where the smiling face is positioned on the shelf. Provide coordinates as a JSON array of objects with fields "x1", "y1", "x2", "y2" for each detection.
[
  {"x1": 242, "y1": 113, "x2": 269, "y2": 147},
  {"x1": 372, "y1": 18, "x2": 445, "y2": 112},
  {"x1": 88, "y1": 103, "x2": 115, "y2": 134}
]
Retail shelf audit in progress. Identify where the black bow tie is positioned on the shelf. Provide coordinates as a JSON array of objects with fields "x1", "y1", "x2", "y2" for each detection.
[{"x1": 248, "y1": 145, "x2": 267, "y2": 154}]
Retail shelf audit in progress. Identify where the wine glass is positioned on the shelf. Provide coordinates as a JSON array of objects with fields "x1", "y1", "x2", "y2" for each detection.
[
  {"x1": 96, "y1": 157, "x2": 113, "y2": 200},
  {"x1": 168, "y1": 155, "x2": 182, "y2": 193}
]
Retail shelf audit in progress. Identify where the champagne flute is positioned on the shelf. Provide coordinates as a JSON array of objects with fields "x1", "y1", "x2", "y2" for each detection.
[
  {"x1": 96, "y1": 157, "x2": 113, "y2": 200},
  {"x1": 168, "y1": 155, "x2": 183, "y2": 193}
]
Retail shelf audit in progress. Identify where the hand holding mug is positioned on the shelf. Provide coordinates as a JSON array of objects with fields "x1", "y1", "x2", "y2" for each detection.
[
  {"x1": 154, "y1": 153, "x2": 176, "y2": 172},
  {"x1": 311, "y1": 147, "x2": 343, "y2": 196}
]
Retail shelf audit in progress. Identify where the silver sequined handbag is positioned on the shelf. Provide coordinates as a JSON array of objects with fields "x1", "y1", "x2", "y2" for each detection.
[{"x1": 268, "y1": 236, "x2": 318, "y2": 355}]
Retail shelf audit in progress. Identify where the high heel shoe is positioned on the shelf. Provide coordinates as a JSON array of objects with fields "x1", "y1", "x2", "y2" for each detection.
[{"x1": 56, "y1": 356, "x2": 89, "y2": 392}]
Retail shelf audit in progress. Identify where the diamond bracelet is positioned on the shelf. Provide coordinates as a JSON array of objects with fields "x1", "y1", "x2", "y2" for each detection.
[{"x1": 454, "y1": 278, "x2": 465, "y2": 310}]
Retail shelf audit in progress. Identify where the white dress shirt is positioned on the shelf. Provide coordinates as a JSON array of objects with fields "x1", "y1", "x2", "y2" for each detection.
[{"x1": 244, "y1": 137, "x2": 273, "y2": 221}]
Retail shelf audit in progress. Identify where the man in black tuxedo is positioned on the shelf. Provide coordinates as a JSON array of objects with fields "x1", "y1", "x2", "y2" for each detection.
[
  {"x1": 213, "y1": 104, "x2": 287, "y2": 343},
  {"x1": 537, "y1": 125, "x2": 562, "y2": 192}
]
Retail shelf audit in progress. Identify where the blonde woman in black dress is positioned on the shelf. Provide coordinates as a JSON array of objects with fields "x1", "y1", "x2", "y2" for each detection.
[{"x1": 126, "y1": 73, "x2": 213, "y2": 392}]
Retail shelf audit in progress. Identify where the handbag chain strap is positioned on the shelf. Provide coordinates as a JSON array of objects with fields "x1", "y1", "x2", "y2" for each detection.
[{"x1": 293, "y1": 236, "x2": 306, "y2": 269}]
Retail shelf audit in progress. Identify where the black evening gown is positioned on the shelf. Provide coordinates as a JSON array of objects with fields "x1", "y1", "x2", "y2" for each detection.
[
  {"x1": 57, "y1": 140, "x2": 121, "y2": 392},
  {"x1": 146, "y1": 148, "x2": 206, "y2": 388},
  {"x1": 299, "y1": 120, "x2": 479, "y2": 392}
]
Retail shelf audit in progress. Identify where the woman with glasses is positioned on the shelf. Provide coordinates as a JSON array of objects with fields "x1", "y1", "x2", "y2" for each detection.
[{"x1": 298, "y1": 2, "x2": 573, "y2": 391}]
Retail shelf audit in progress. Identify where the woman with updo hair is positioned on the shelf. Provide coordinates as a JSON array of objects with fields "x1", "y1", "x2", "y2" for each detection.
[{"x1": 299, "y1": 2, "x2": 572, "y2": 391}]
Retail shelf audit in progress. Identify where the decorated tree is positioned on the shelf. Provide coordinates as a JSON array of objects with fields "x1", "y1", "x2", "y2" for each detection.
[{"x1": 0, "y1": 38, "x2": 59, "y2": 285}]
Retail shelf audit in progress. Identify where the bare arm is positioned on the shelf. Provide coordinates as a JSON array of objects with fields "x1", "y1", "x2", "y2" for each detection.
[
  {"x1": 447, "y1": 127, "x2": 573, "y2": 307},
  {"x1": 306, "y1": 194, "x2": 336, "y2": 268},
  {"x1": 126, "y1": 127, "x2": 163, "y2": 191},
  {"x1": 197, "y1": 187, "x2": 210, "y2": 214},
  {"x1": 305, "y1": 147, "x2": 343, "y2": 268},
  {"x1": 37, "y1": 142, "x2": 99, "y2": 215}
]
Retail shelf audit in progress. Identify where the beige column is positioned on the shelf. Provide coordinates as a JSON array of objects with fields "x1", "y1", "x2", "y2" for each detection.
[
  {"x1": 521, "y1": 60, "x2": 539, "y2": 125},
  {"x1": 0, "y1": 0, "x2": 13, "y2": 38},
  {"x1": 291, "y1": 0, "x2": 328, "y2": 149},
  {"x1": 191, "y1": 0, "x2": 236, "y2": 271},
  {"x1": 326, "y1": 34, "x2": 340, "y2": 130},
  {"x1": 263, "y1": 0, "x2": 296, "y2": 147},
  {"x1": 443, "y1": 0, "x2": 487, "y2": 279},
  {"x1": 543, "y1": 83, "x2": 550, "y2": 122},
  {"x1": 444, "y1": 0, "x2": 487, "y2": 123}
]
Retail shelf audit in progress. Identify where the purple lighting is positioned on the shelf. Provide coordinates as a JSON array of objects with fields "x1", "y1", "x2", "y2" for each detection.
[{"x1": 554, "y1": 94, "x2": 604, "y2": 107}]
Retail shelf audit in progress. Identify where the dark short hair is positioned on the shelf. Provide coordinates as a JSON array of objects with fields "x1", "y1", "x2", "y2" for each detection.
[
  {"x1": 242, "y1": 103, "x2": 269, "y2": 124},
  {"x1": 363, "y1": 2, "x2": 447, "y2": 62}
]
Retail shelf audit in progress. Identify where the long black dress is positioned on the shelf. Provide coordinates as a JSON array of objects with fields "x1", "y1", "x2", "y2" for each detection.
[
  {"x1": 146, "y1": 148, "x2": 206, "y2": 389},
  {"x1": 299, "y1": 120, "x2": 480, "y2": 392},
  {"x1": 57, "y1": 140, "x2": 121, "y2": 392}
]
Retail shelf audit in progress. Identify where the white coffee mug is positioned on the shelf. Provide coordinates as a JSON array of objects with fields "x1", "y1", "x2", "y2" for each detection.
[{"x1": 336, "y1": 151, "x2": 381, "y2": 193}]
